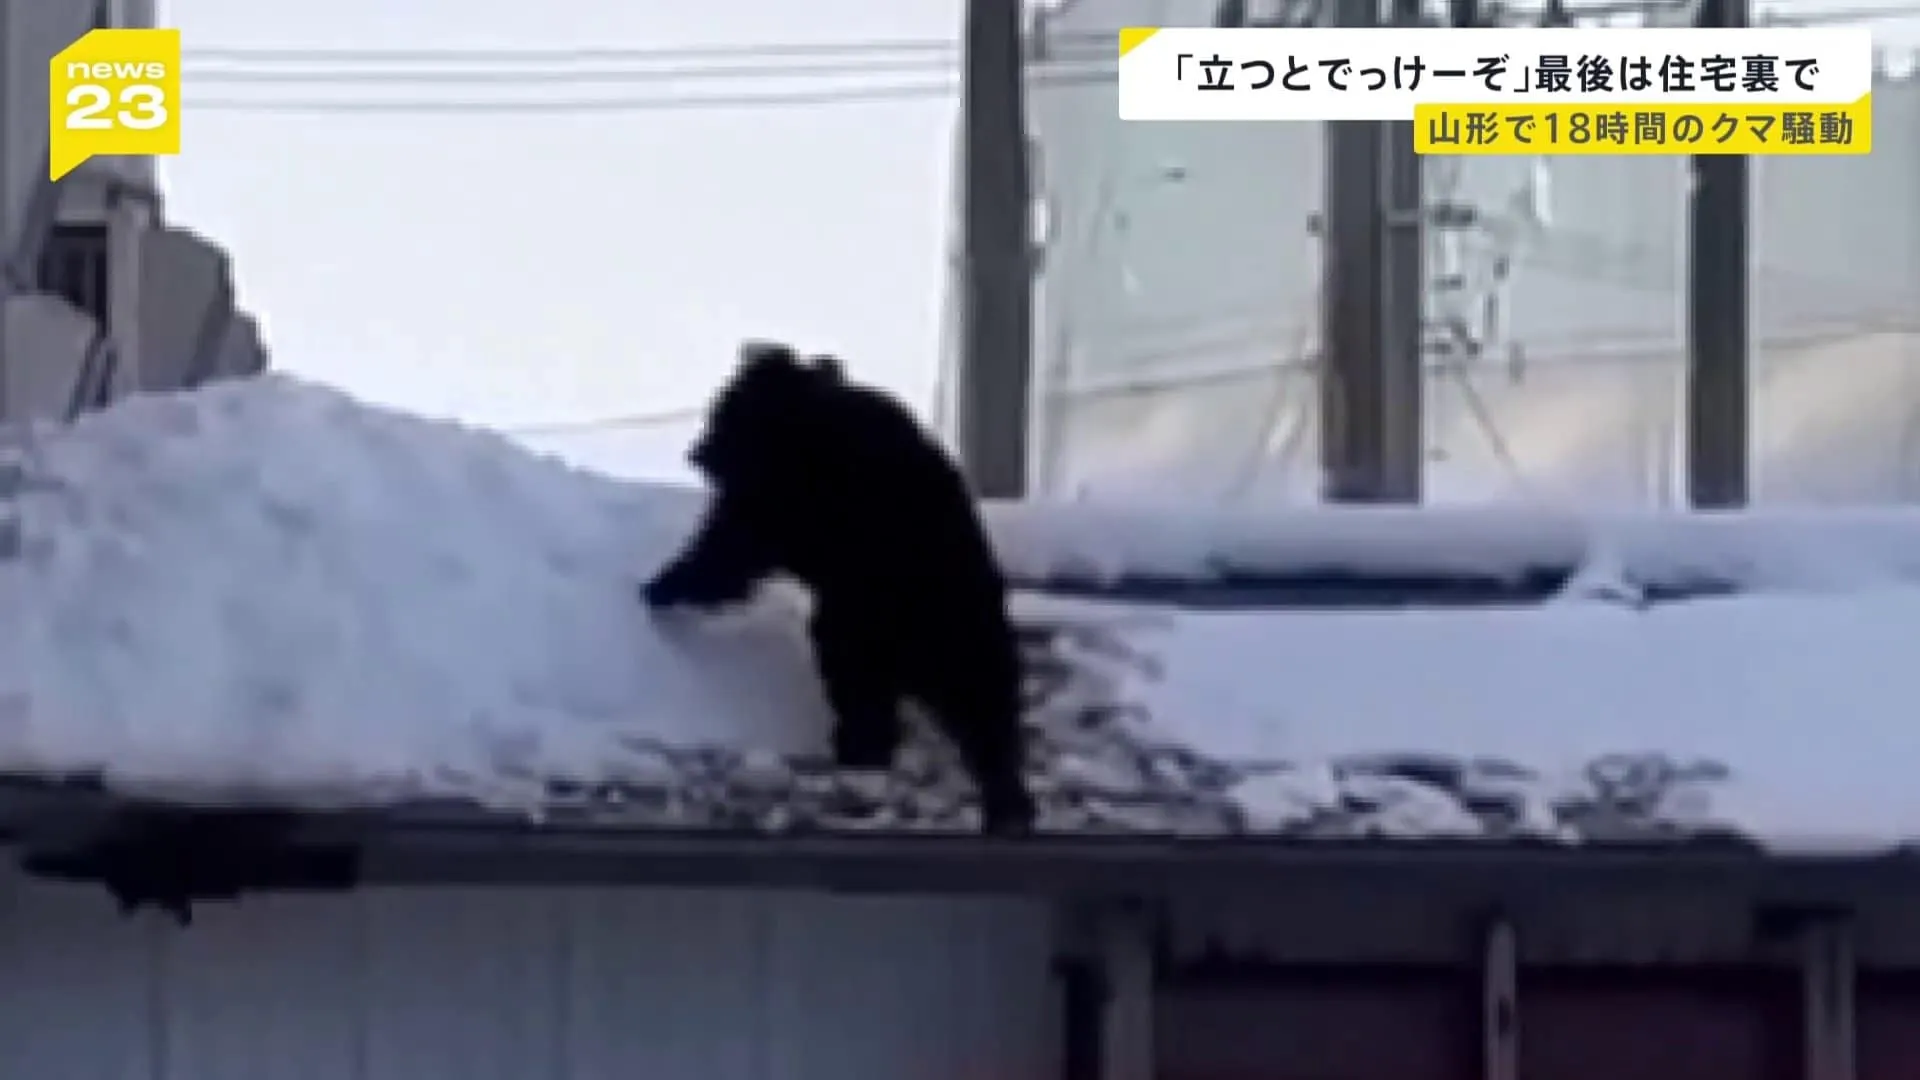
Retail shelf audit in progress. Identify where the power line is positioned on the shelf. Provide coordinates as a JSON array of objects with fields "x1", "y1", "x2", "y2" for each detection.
[
  {"x1": 184, "y1": 68, "x2": 1115, "y2": 114},
  {"x1": 499, "y1": 302, "x2": 1916, "y2": 441},
  {"x1": 503, "y1": 406, "x2": 706, "y2": 438},
  {"x1": 185, "y1": 56, "x2": 974, "y2": 85},
  {"x1": 171, "y1": 5, "x2": 1912, "y2": 73},
  {"x1": 513, "y1": 322, "x2": 1300, "y2": 443},
  {"x1": 172, "y1": 5, "x2": 1913, "y2": 87},
  {"x1": 182, "y1": 52, "x2": 1115, "y2": 87},
  {"x1": 185, "y1": 85, "x2": 961, "y2": 114},
  {"x1": 498, "y1": 229, "x2": 1909, "y2": 440},
  {"x1": 1757, "y1": 2, "x2": 1920, "y2": 24},
  {"x1": 504, "y1": 322, "x2": 1281, "y2": 442},
  {"x1": 180, "y1": 32, "x2": 1115, "y2": 66},
  {"x1": 169, "y1": 30, "x2": 1108, "y2": 114}
]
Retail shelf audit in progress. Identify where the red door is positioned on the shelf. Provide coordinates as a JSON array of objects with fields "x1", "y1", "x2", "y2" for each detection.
[
  {"x1": 1518, "y1": 970, "x2": 1801, "y2": 1080},
  {"x1": 1157, "y1": 969, "x2": 1476, "y2": 1080},
  {"x1": 1858, "y1": 973, "x2": 1920, "y2": 1080}
]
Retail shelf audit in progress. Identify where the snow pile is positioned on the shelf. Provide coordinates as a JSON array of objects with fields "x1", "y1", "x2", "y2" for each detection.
[
  {"x1": 1138, "y1": 593, "x2": 1920, "y2": 849},
  {"x1": 535, "y1": 607, "x2": 1221, "y2": 833},
  {"x1": 0, "y1": 377, "x2": 836, "y2": 811},
  {"x1": 4, "y1": 375, "x2": 1918, "y2": 849},
  {"x1": 0, "y1": 376, "x2": 1237, "y2": 831}
]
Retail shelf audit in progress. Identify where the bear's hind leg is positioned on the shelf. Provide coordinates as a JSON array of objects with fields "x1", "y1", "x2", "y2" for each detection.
[
  {"x1": 810, "y1": 610, "x2": 907, "y2": 771},
  {"x1": 912, "y1": 663, "x2": 1036, "y2": 836},
  {"x1": 953, "y1": 724, "x2": 1036, "y2": 836}
]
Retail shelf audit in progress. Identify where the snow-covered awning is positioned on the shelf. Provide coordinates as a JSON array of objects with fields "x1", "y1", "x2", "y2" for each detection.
[
  {"x1": 988, "y1": 495, "x2": 1920, "y2": 605},
  {"x1": 6, "y1": 375, "x2": 1920, "y2": 855}
]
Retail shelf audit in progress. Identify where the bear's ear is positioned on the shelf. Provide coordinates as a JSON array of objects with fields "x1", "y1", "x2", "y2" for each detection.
[
  {"x1": 807, "y1": 354, "x2": 845, "y2": 381},
  {"x1": 737, "y1": 339, "x2": 803, "y2": 372}
]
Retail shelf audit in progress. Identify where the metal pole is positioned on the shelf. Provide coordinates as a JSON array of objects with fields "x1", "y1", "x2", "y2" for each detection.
[
  {"x1": 1319, "y1": 0, "x2": 1382, "y2": 502},
  {"x1": 1380, "y1": 0, "x2": 1427, "y2": 500},
  {"x1": 1319, "y1": 0, "x2": 1422, "y2": 502},
  {"x1": 956, "y1": 0, "x2": 1035, "y2": 499},
  {"x1": 1686, "y1": 0, "x2": 1751, "y2": 508},
  {"x1": 0, "y1": 0, "x2": 15, "y2": 424}
]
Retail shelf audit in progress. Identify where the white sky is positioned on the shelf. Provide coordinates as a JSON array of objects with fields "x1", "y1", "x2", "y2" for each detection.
[
  {"x1": 161, "y1": 0, "x2": 964, "y2": 483},
  {"x1": 155, "y1": 0, "x2": 1919, "y2": 484}
]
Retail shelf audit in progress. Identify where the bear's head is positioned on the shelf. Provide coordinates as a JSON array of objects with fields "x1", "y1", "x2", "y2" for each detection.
[{"x1": 687, "y1": 340, "x2": 842, "y2": 483}]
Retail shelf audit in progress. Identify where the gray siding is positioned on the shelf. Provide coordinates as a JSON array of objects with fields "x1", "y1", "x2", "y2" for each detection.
[
  {"x1": 0, "y1": 871, "x2": 1059, "y2": 1080},
  {"x1": 0, "y1": 0, "x2": 157, "y2": 242},
  {"x1": 0, "y1": 0, "x2": 264, "y2": 424}
]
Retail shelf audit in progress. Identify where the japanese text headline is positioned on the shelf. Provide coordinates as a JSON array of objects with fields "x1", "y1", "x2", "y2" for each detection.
[{"x1": 1117, "y1": 27, "x2": 1874, "y2": 129}]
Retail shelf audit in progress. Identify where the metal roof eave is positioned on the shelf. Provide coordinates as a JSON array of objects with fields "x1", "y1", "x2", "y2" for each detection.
[
  {"x1": 318, "y1": 822, "x2": 1920, "y2": 901},
  {"x1": 7, "y1": 780, "x2": 1920, "y2": 903}
]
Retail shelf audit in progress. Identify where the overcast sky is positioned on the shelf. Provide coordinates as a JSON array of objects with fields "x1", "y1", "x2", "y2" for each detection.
[
  {"x1": 161, "y1": 0, "x2": 964, "y2": 483},
  {"x1": 156, "y1": 0, "x2": 1918, "y2": 483}
]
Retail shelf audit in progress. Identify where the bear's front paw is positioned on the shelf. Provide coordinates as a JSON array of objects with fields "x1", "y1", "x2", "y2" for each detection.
[
  {"x1": 639, "y1": 575, "x2": 682, "y2": 609},
  {"x1": 641, "y1": 565, "x2": 709, "y2": 609},
  {"x1": 642, "y1": 568, "x2": 752, "y2": 613}
]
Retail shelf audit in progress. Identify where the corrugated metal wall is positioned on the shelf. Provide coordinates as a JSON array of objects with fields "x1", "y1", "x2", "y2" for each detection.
[
  {"x1": 0, "y1": 870, "x2": 1058, "y2": 1080},
  {"x1": 1016, "y1": 0, "x2": 1920, "y2": 506}
]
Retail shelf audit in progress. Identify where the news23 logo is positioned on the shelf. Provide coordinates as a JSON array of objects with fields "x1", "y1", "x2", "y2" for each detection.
[{"x1": 48, "y1": 28, "x2": 181, "y2": 181}]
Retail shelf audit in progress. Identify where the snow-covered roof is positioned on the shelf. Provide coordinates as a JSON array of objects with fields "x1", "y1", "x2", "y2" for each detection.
[
  {"x1": 988, "y1": 497, "x2": 1920, "y2": 603},
  {"x1": 5, "y1": 375, "x2": 1920, "y2": 853}
]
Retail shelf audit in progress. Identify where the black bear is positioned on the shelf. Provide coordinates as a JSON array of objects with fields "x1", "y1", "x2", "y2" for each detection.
[{"x1": 644, "y1": 341, "x2": 1035, "y2": 834}]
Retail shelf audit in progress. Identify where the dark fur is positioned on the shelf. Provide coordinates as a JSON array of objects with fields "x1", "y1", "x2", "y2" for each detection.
[{"x1": 644, "y1": 342, "x2": 1034, "y2": 834}]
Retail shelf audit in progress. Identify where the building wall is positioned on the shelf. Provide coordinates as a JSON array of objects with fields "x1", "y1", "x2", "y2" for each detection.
[
  {"x1": 11, "y1": 858, "x2": 1920, "y2": 1079},
  {"x1": 0, "y1": 0, "x2": 268, "y2": 425},
  {"x1": 0, "y1": 0, "x2": 158, "y2": 242},
  {"x1": 0, "y1": 0, "x2": 154, "y2": 424},
  {"x1": 1016, "y1": 0, "x2": 1920, "y2": 506},
  {"x1": 1151, "y1": 885, "x2": 1920, "y2": 1080},
  {"x1": 1160, "y1": 968, "x2": 1808, "y2": 1080},
  {"x1": 0, "y1": 870, "x2": 1060, "y2": 1080},
  {"x1": 1159, "y1": 974, "x2": 1482, "y2": 1080}
]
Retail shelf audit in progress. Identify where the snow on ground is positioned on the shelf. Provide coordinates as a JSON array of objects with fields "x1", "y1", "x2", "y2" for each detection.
[{"x1": 3, "y1": 374, "x2": 1920, "y2": 848}]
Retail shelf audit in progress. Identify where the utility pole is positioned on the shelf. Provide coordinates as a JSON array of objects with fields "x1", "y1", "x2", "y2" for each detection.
[
  {"x1": 1319, "y1": 0, "x2": 1424, "y2": 502},
  {"x1": 956, "y1": 0, "x2": 1035, "y2": 499},
  {"x1": 1380, "y1": 0, "x2": 1427, "y2": 498},
  {"x1": 1686, "y1": 0, "x2": 1751, "y2": 508}
]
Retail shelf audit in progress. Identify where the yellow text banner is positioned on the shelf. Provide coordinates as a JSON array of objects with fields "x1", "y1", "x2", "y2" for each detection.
[{"x1": 1413, "y1": 96, "x2": 1871, "y2": 155}]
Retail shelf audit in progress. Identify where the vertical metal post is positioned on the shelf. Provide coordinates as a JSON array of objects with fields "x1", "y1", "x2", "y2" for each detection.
[
  {"x1": 1800, "y1": 917, "x2": 1857, "y2": 1080},
  {"x1": 1097, "y1": 902, "x2": 1156, "y2": 1080},
  {"x1": 1319, "y1": 0, "x2": 1384, "y2": 502},
  {"x1": 0, "y1": 0, "x2": 16, "y2": 424},
  {"x1": 1381, "y1": 0, "x2": 1427, "y2": 500},
  {"x1": 1320, "y1": 0, "x2": 1423, "y2": 502},
  {"x1": 1686, "y1": 0, "x2": 1751, "y2": 508},
  {"x1": 956, "y1": 0, "x2": 1035, "y2": 499},
  {"x1": 1482, "y1": 917, "x2": 1520, "y2": 1080}
]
